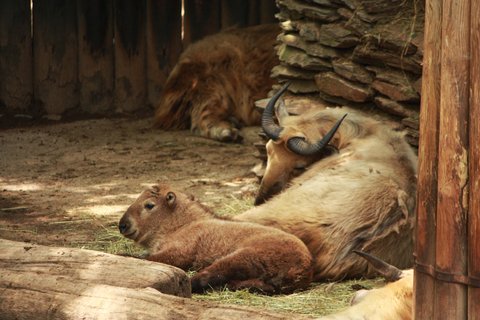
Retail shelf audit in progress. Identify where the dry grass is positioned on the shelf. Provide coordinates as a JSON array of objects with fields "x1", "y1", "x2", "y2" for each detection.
[
  {"x1": 193, "y1": 278, "x2": 383, "y2": 317},
  {"x1": 76, "y1": 196, "x2": 382, "y2": 318}
]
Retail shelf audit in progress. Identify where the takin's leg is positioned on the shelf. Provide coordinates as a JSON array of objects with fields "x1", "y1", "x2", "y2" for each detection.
[
  {"x1": 190, "y1": 248, "x2": 280, "y2": 294},
  {"x1": 191, "y1": 255, "x2": 276, "y2": 294},
  {"x1": 190, "y1": 106, "x2": 243, "y2": 143}
]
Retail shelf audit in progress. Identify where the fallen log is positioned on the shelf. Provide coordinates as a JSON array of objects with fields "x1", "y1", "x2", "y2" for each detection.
[
  {"x1": 0, "y1": 239, "x2": 314, "y2": 320},
  {"x1": 0, "y1": 239, "x2": 191, "y2": 297},
  {"x1": 0, "y1": 278, "x2": 313, "y2": 320}
]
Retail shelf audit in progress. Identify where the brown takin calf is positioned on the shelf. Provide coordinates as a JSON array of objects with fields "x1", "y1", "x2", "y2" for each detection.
[
  {"x1": 318, "y1": 251, "x2": 412, "y2": 320},
  {"x1": 118, "y1": 183, "x2": 313, "y2": 294},
  {"x1": 154, "y1": 24, "x2": 279, "y2": 143}
]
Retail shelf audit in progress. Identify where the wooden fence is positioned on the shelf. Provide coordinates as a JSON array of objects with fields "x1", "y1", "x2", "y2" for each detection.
[
  {"x1": 0, "y1": 0, "x2": 277, "y2": 117},
  {"x1": 415, "y1": 0, "x2": 480, "y2": 318}
]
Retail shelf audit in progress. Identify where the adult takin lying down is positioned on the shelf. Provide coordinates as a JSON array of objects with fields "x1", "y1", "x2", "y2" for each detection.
[
  {"x1": 235, "y1": 83, "x2": 418, "y2": 281},
  {"x1": 118, "y1": 183, "x2": 313, "y2": 294},
  {"x1": 154, "y1": 24, "x2": 279, "y2": 143}
]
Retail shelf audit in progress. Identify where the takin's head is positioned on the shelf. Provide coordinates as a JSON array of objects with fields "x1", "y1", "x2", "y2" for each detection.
[
  {"x1": 118, "y1": 184, "x2": 212, "y2": 249},
  {"x1": 255, "y1": 82, "x2": 348, "y2": 205}
]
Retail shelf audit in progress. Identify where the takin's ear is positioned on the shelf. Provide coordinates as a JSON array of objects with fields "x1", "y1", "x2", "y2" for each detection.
[
  {"x1": 275, "y1": 99, "x2": 290, "y2": 126},
  {"x1": 186, "y1": 193, "x2": 196, "y2": 201},
  {"x1": 170, "y1": 60, "x2": 204, "y2": 91},
  {"x1": 165, "y1": 192, "x2": 176, "y2": 207}
]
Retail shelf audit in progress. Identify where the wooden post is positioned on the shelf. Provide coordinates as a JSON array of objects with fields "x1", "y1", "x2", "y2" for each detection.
[
  {"x1": 415, "y1": 0, "x2": 480, "y2": 318},
  {"x1": 413, "y1": 0, "x2": 441, "y2": 318},
  {"x1": 468, "y1": 2, "x2": 480, "y2": 319},
  {"x1": 33, "y1": 0, "x2": 78, "y2": 115},
  {"x1": 77, "y1": 0, "x2": 114, "y2": 114},
  {"x1": 0, "y1": 0, "x2": 32, "y2": 114}
]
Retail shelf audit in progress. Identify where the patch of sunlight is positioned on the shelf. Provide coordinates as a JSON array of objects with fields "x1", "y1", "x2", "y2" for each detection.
[
  {"x1": 62, "y1": 285, "x2": 165, "y2": 317},
  {"x1": 0, "y1": 182, "x2": 43, "y2": 191},
  {"x1": 90, "y1": 182, "x2": 122, "y2": 190},
  {"x1": 67, "y1": 205, "x2": 128, "y2": 217},
  {"x1": 140, "y1": 182, "x2": 159, "y2": 188},
  {"x1": 84, "y1": 193, "x2": 140, "y2": 204},
  {"x1": 62, "y1": 285, "x2": 131, "y2": 316},
  {"x1": 63, "y1": 186, "x2": 90, "y2": 193}
]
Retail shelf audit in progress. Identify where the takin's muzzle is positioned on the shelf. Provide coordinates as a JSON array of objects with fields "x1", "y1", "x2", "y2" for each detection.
[{"x1": 118, "y1": 215, "x2": 133, "y2": 237}]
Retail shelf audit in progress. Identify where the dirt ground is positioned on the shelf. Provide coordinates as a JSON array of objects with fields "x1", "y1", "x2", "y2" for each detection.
[{"x1": 0, "y1": 115, "x2": 263, "y2": 246}]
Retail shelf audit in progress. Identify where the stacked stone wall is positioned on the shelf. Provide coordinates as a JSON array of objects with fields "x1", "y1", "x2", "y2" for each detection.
[{"x1": 272, "y1": 0, "x2": 424, "y2": 147}]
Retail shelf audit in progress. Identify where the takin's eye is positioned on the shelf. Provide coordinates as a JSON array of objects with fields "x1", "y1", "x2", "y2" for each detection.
[
  {"x1": 144, "y1": 202, "x2": 155, "y2": 210},
  {"x1": 166, "y1": 192, "x2": 176, "y2": 207},
  {"x1": 292, "y1": 163, "x2": 306, "y2": 176}
]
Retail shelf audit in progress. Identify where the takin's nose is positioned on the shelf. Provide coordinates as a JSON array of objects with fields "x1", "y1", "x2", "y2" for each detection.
[
  {"x1": 254, "y1": 181, "x2": 283, "y2": 206},
  {"x1": 118, "y1": 217, "x2": 131, "y2": 235}
]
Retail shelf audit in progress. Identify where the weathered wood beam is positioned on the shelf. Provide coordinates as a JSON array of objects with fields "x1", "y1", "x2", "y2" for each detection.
[{"x1": 0, "y1": 239, "x2": 313, "y2": 320}]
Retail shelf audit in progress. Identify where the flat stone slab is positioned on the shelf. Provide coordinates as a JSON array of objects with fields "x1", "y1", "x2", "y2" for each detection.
[{"x1": 315, "y1": 72, "x2": 374, "y2": 102}]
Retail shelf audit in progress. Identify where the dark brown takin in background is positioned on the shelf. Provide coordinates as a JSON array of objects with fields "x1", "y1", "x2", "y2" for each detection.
[
  {"x1": 118, "y1": 183, "x2": 313, "y2": 294},
  {"x1": 154, "y1": 24, "x2": 279, "y2": 142}
]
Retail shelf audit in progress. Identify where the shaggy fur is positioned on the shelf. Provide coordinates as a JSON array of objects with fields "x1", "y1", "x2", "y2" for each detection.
[
  {"x1": 154, "y1": 24, "x2": 279, "y2": 142},
  {"x1": 319, "y1": 269, "x2": 413, "y2": 320},
  {"x1": 118, "y1": 183, "x2": 313, "y2": 294},
  {"x1": 235, "y1": 107, "x2": 418, "y2": 281}
]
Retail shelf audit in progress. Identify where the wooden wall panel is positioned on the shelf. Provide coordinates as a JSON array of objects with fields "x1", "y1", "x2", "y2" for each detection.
[
  {"x1": 0, "y1": 0, "x2": 32, "y2": 114},
  {"x1": 146, "y1": 0, "x2": 182, "y2": 109},
  {"x1": 33, "y1": 0, "x2": 78, "y2": 115},
  {"x1": 114, "y1": 0, "x2": 146, "y2": 113},
  {"x1": 257, "y1": 0, "x2": 278, "y2": 24},
  {"x1": 77, "y1": 0, "x2": 114, "y2": 114},
  {"x1": 221, "y1": 0, "x2": 278, "y2": 30},
  {"x1": 183, "y1": 0, "x2": 221, "y2": 46},
  {"x1": 221, "y1": 1, "x2": 250, "y2": 28},
  {"x1": 245, "y1": 0, "x2": 278, "y2": 26}
]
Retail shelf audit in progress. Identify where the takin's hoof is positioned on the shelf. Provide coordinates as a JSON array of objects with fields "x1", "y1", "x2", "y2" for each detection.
[
  {"x1": 210, "y1": 127, "x2": 243, "y2": 143},
  {"x1": 190, "y1": 272, "x2": 227, "y2": 293}
]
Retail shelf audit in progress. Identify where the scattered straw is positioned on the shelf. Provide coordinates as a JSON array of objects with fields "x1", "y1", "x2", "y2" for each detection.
[{"x1": 193, "y1": 278, "x2": 383, "y2": 317}]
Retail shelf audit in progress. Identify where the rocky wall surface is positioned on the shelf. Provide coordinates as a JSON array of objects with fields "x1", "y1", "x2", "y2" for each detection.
[{"x1": 271, "y1": 0, "x2": 424, "y2": 147}]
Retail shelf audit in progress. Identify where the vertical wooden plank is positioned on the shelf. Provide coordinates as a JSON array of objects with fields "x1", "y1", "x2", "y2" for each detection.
[
  {"x1": 244, "y1": 0, "x2": 278, "y2": 26},
  {"x1": 247, "y1": 0, "x2": 260, "y2": 26},
  {"x1": 114, "y1": 0, "x2": 146, "y2": 113},
  {"x1": 33, "y1": 0, "x2": 78, "y2": 115},
  {"x1": 0, "y1": 0, "x2": 32, "y2": 114},
  {"x1": 413, "y1": 0, "x2": 441, "y2": 317},
  {"x1": 468, "y1": 0, "x2": 480, "y2": 318},
  {"x1": 221, "y1": 0, "x2": 249, "y2": 29},
  {"x1": 183, "y1": 0, "x2": 220, "y2": 46},
  {"x1": 146, "y1": 0, "x2": 182, "y2": 109},
  {"x1": 258, "y1": 0, "x2": 278, "y2": 24},
  {"x1": 77, "y1": 0, "x2": 114, "y2": 114},
  {"x1": 434, "y1": 0, "x2": 469, "y2": 318}
]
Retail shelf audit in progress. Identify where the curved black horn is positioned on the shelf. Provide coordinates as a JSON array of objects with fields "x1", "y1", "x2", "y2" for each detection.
[
  {"x1": 353, "y1": 250, "x2": 403, "y2": 282},
  {"x1": 287, "y1": 113, "x2": 347, "y2": 156},
  {"x1": 262, "y1": 82, "x2": 291, "y2": 141}
]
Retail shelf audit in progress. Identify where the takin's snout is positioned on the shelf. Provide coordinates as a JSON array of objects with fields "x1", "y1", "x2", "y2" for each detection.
[{"x1": 118, "y1": 215, "x2": 136, "y2": 239}]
